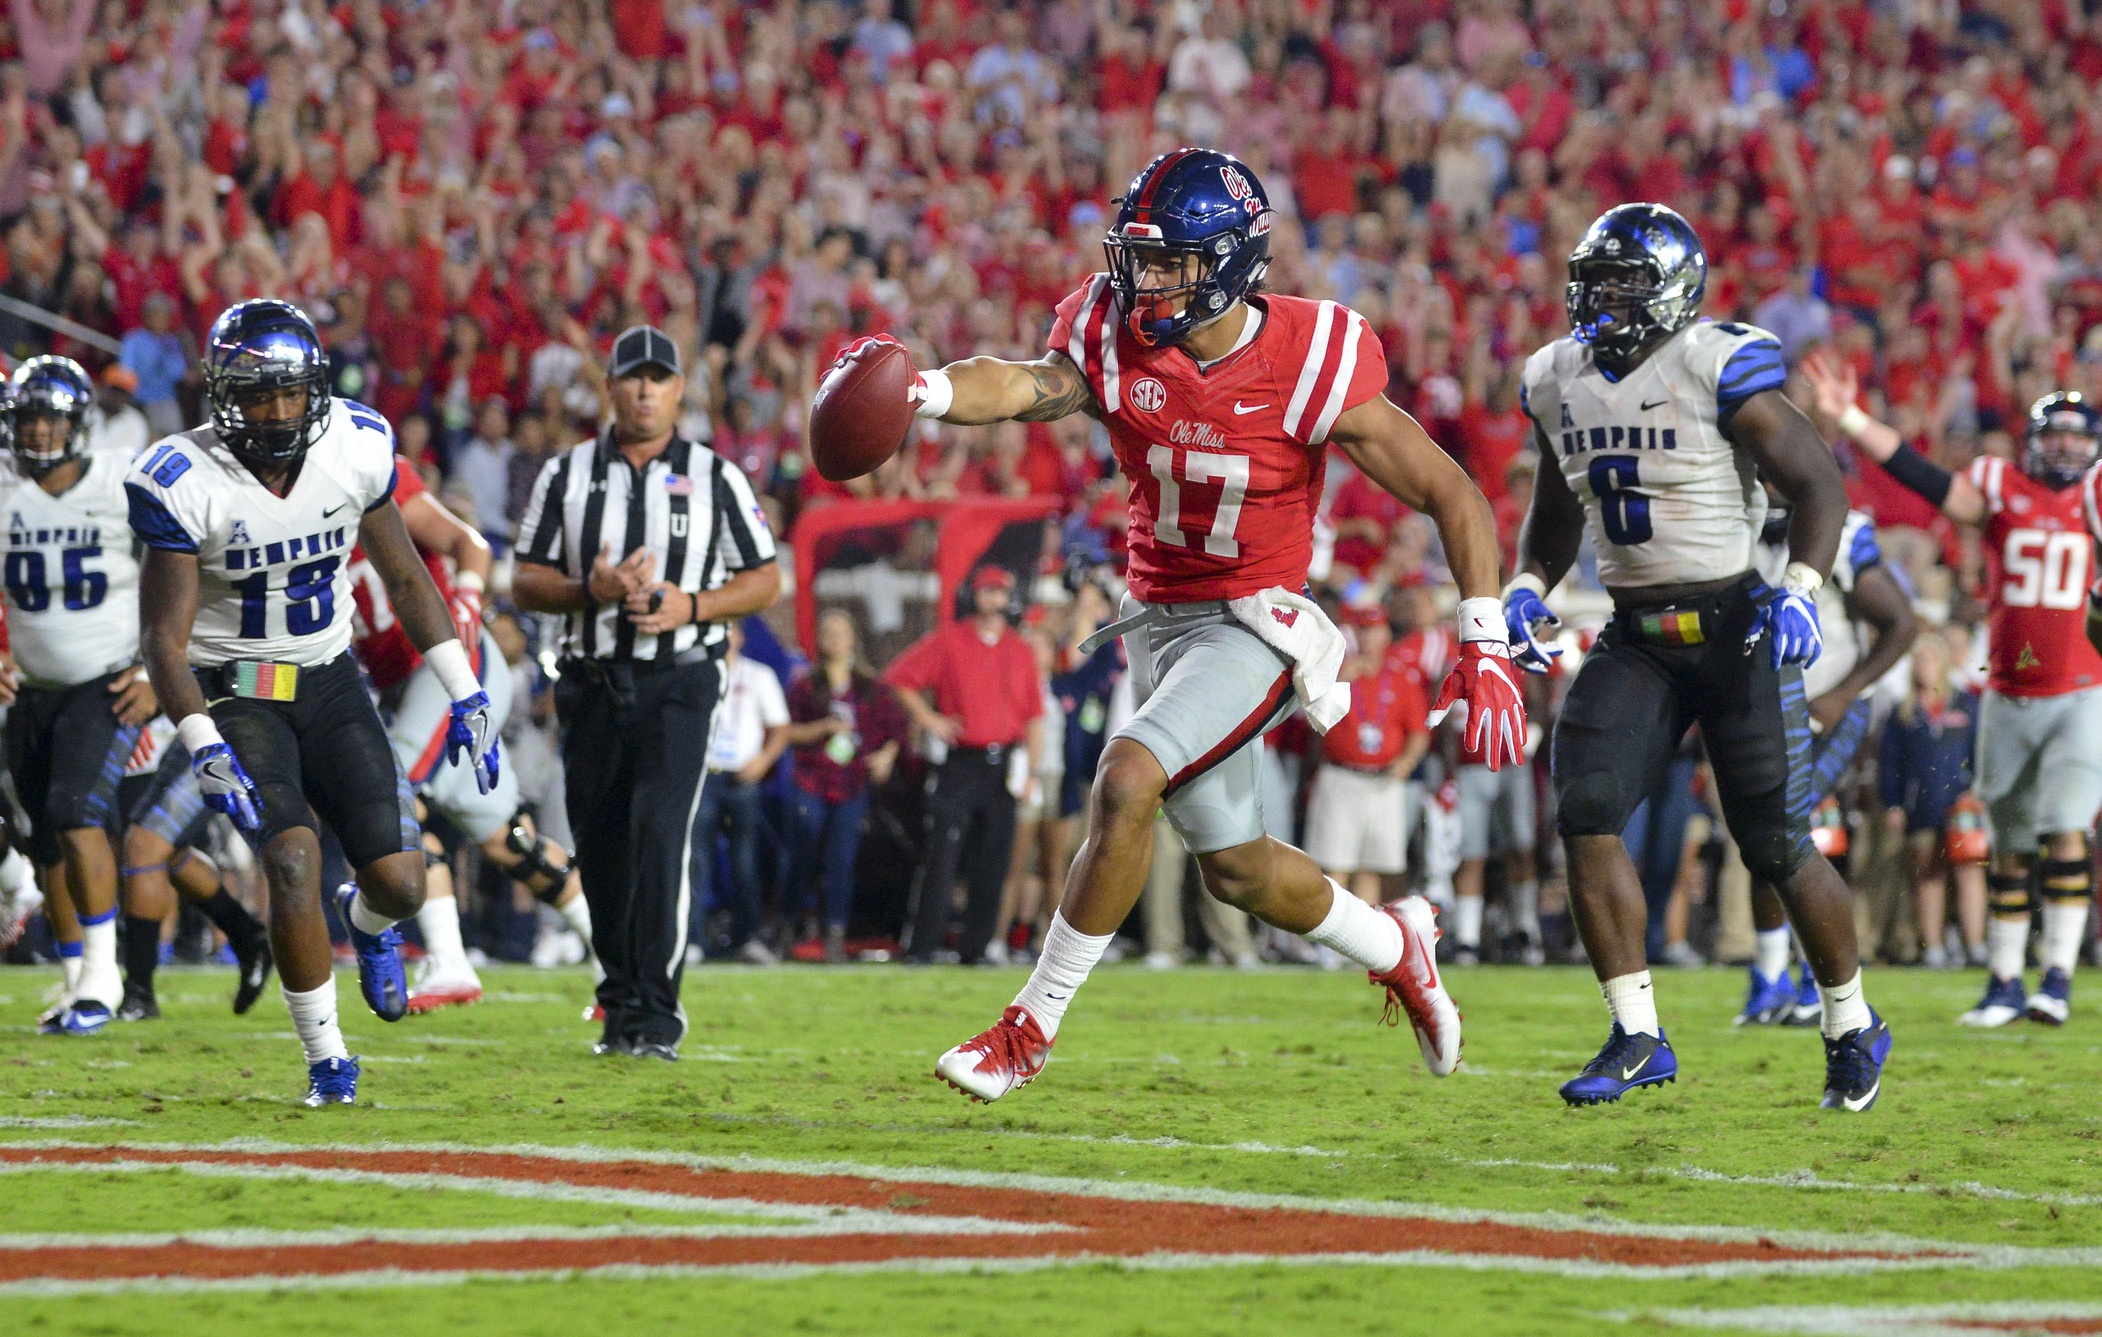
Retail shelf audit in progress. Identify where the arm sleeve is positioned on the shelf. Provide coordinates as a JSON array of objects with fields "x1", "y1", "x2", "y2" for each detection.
[
  {"x1": 124, "y1": 441, "x2": 208, "y2": 554},
  {"x1": 883, "y1": 632, "x2": 941, "y2": 694},
  {"x1": 1714, "y1": 337, "x2": 1787, "y2": 418},
  {"x1": 1301, "y1": 307, "x2": 1389, "y2": 446},
  {"x1": 1967, "y1": 455, "x2": 2006, "y2": 517},
  {"x1": 125, "y1": 482, "x2": 198, "y2": 553},
  {"x1": 514, "y1": 454, "x2": 569, "y2": 568},
  {"x1": 1046, "y1": 276, "x2": 1109, "y2": 406},
  {"x1": 710, "y1": 458, "x2": 778, "y2": 574}
]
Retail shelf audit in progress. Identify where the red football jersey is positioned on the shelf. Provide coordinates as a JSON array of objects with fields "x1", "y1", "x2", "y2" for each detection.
[
  {"x1": 348, "y1": 458, "x2": 457, "y2": 693},
  {"x1": 1970, "y1": 455, "x2": 2102, "y2": 697},
  {"x1": 1321, "y1": 661, "x2": 1427, "y2": 770},
  {"x1": 1385, "y1": 625, "x2": 1456, "y2": 695},
  {"x1": 1049, "y1": 277, "x2": 1389, "y2": 602}
]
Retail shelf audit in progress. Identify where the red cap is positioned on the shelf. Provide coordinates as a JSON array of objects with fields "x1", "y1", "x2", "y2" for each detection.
[{"x1": 970, "y1": 565, "x2": 1017, "y2": 593}]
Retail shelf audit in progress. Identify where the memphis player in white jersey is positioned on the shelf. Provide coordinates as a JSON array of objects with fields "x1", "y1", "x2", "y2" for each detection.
[
  {"x1": 0, "y1": 357, "x2": 159, "y2": 1035},
  {"x1": 125, "y1": 299, "x2": 500, "y2": 1107},
  {"x1": 1504, "y1": 204, "x2": 1890, "y2": 1111},
  {"x1": 1741, "y1": 500, "x2": 1916, "y2": 1026}
]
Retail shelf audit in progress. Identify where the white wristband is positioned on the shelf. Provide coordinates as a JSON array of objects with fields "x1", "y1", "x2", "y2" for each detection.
[
  {"x1": 1782, "y1": 561, "x2": 1825, "y2": 595},
  {"x1": 454, "y1": 570, "x2": 485, "y2": 595},
  {"x1": 423, "y1": 638, "x2": 482, "y2": 700},
  {"x1": 1457, "y1": 596, "x2": 1507, "y2": 644},
  {"x1": 913, "y1": 368, "x2": 954, "y2": 420},
  {"x1": 1501, "y1": 573, "x2": 1546, "y2": 600},
  {"x1": 177, "y1": 713, "x2": 225, "y2": 755},
  {"x1": 1836, "y1": 404, "x2": 1870, "y2": 439}
]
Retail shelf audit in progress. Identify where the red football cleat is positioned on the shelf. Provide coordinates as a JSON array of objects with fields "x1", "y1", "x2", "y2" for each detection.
[
  {"x1": 1369, "y1": 896, "x2": 1463, "y2": 1076},
  {"x1": 934, "y1": 1005, "x2": 1052, "y2": 1103},
  {"x1": 405, "y1": 978, "x2": 483, "y2": 1014},
  {"x1": 582, "y1": 1002, "x2": 604, "y2": 1023}
]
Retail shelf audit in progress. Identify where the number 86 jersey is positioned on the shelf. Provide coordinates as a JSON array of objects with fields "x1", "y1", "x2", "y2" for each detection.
[{"x1": 123, "y1": 398, "x2": 400, "y2": 668}]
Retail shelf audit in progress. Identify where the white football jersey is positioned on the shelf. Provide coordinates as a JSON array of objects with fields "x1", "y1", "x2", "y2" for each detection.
[
  {"x1": 1521, "y1": 320, "x2": 1787, "y2": 590},
  {"x1": 0, "y1": 450, "x2": 143, "y2": 688},
  {"x1": 1757, "y1": 509, "x2": 1881, "y2": 699},
  {"x1": 123, "y1": 398, "x2": 399, "y2": 668}
]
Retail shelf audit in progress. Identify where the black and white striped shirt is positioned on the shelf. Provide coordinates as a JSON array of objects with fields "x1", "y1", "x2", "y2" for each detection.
[{"x1": 515, "y1": 431, "x2": 776, "y2": 662}]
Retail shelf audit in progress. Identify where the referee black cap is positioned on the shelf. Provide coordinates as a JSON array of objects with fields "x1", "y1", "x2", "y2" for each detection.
[{"x1": 609, "y1": 325, "x2": 681, "y2": 378}]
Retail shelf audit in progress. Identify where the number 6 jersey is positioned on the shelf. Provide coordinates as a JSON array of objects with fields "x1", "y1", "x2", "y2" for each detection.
[
  {"x1": 1048, "y1": 276, "x2": 1388, "y2": 603},
  {"x1": 122, "y1": 398, "x2": 399, "y2": 668},
  {"x1": 1520, "y1": 320, "x2": 1787, "y2": 590},
  {"x1": 0, "y1": 449, "x2": 142, "y2": 688}
]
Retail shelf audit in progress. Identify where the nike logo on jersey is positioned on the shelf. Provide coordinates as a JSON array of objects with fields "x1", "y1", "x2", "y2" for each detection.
[
  {"x1": 1232, "y1": 401, "x2": 1269, "y2": 415},
  {"x1": 322, "y1": 503, "x2": 348, "y2": 518},
  {"x1": 1639, "y1": 398, "x2": 1668, "y2": 411}
]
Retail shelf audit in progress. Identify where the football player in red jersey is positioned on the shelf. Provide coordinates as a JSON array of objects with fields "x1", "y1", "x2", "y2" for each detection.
[
  {"x1": 1809, "y1": 356, "x2": 2102, "y2": 1027},
  {"x1": 839, "y1": 147, "x2": 1524, "y2": 1103},
  {"x1": 345, "y1": 458, "x2": 598, "y2": 1012}
]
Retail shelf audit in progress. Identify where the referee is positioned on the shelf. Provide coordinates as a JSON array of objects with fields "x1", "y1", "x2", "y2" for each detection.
[{"x1": 513, "y1": 326, "x2": 780, "y2": 1060}]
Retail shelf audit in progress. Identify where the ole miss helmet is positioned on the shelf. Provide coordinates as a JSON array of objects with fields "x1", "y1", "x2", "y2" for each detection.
[
  {"x1": 2022, "y1": 390, "x2": 2102, "y2": 490},
  {"x1": 1104, "y1": 147, "x2": 1273, "y2": 348},
  {"x1": 1566, "y1": 203, "x2": 1707, "y2": 362}
]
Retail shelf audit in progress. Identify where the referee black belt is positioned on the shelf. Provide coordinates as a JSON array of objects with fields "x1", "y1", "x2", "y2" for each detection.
[
  {"x1": 1609, "y1": 573, "x2": 1760, "y2": 648},
  {"x1": 559, "y1": 648, "x2": 721, "y2": 707},
  {"x1": 947, "y1": 743, "x2": 1020, "y2": 767}
]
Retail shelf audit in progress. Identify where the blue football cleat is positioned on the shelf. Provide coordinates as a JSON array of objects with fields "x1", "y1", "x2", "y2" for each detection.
[
  {"x1": 304, "y1": 1055, "x2": 360, "y2": 1107},
  {"x1": 1820, "y1": 1009, "x2": 1892, "y2": 1112},
  {"x1": 1781, "y1": 963, "x2": 1823, "y2": 1027},
  {"x1": 334, "y1": 884, "x2": 408, "y2": 1022},
  {"x1": 1559, "y1": 1024, "x2": 1677, "y2": 1106},
  {"x1": 1958, "y1": 973, "x2": 2027, "y2": 1027},
  {"x1": 44, "y1": 1000, "x2": 111, "y2": 1036},
  {"x1": 2026, "y1": 967, "x2": 2072, "y2": 1025},
  {"x1": 1734, "y1": 967, "x2": 1796, "y2": 1026}
]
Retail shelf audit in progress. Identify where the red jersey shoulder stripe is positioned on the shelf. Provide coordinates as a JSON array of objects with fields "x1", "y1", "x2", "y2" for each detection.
[
  {"x1": 1064, "y1": 274, "x2": 1110, "y2": 408},
  {"x1": 2083, "y1": 461, "x2": 2102, "y2": 542},
  {"x1": 1308, "y1": 308, "x2": 1371, "y2": 445},
  {"x1": 1096, "y1": 280, "x2": 1123, "y2": 414},
  {"x1": 1972, "y1": 454, "x2": 2005, "y2": 514},
  {"x1": 1282, "y1": 299, "x2": 1341, "y2": 442}
]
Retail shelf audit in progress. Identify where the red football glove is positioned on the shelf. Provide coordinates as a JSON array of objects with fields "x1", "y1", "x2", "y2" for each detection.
[
  {"x1": 449, "y1": 585, "x2": 485, "y2": 674},
  {"x1": 1428, "y1": 641, "x2": 1527, "y2": 771}
]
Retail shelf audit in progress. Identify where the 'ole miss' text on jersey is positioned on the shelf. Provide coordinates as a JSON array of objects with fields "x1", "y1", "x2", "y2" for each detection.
[
  {"x1": 122, "y1": 398, "x2": 399, "y2": 667},
  {"x1": 1970, "y1": 454, "x2": 2102, "y2": 697},
  {"x1": 1049, "y1": 277, "x2": 1388, "y2": 602}
]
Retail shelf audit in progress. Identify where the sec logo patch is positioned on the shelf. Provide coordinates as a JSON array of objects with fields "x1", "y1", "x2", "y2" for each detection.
[{"x1": 1129, "y1": 377, "x2": 1167, "y2": 413}]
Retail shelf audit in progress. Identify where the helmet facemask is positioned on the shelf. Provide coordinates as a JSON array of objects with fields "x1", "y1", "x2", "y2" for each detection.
[
  {"x1": 1567, "y1": 257, "x2": 1689, "y2": 363},
  {"x1": 2025, "y1": 424, "x2": 2100, "y2": 490},
  {"x1": 7, "y1": 358, "x2": 91, "y2": 477},
  {"x1": 205, "y1": 323, "x2": 333, "y2": 468}
]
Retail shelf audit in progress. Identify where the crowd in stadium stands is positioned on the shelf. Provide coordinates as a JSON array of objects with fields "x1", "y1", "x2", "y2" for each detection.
[{"x1": 0, "y1": 0, "x2": 2093, "y2": 970}]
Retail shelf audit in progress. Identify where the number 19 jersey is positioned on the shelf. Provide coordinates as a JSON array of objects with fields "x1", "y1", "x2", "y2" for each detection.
[
  {"x1": 1048, "y1": 278, "x2": 1388, "y2": 603},
  {"x1": 0, "y1": 449, "x2": 141, "y2": 688},
  {"x1": 123, "y1": 398, "x2": 400, "y2": 668},
  {"x1": 1520, "y1": 320, "x2": 1787, "y2": 590},
  {"x1": 1974, "y1": 454, "x2": 2102, "y2": 697}
]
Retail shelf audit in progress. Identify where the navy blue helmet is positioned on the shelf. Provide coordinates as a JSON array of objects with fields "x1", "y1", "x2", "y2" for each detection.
[
  {"x1": 1566, "y1": 203, "x2": 1707, "y2": 362},
  {"x1": 1105, "y1": 147, "x2": 1273, "y2": 348},
  {"x1": 8, "y1": 355, "x2": 93, "y2": 475},
  {"x1": 2023, "y1": 390, "x2": 2102, "y2": 490},
  {"x1": 203, "y1": 298, "x2": 332, "y2": 467}
]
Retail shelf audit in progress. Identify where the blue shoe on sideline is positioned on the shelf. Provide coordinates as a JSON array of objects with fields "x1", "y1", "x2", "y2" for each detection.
[
  {"x1": 1781, "y1": 963, "x2": 1823, "y2": 1027},
  {"x1": 1734, "y1": 967, "x2": 1796, "y2": 1026},
  {"x1": 50, "y1": 1000, "x2": 111, "y2": 1036},
  {"x1": 1820, "y1": 1009, "x2": 1891, "y2": 1112},
  {"x1": 333, "y1": 884, "x2": 408, "y2": 1022},
  {"x1": 1559, "y1": 1024, "x2": 1677, "y2": 1106},
  {"x1": 304, "y1": 1055, "x2": 360, "y2": 1107},
  {"x1": 1958, "y1": 974, "x2": 2026, "y2": 1027},
  {"x1": 2026, "y1": 967, "x2": 2072, "y2": 1025}
]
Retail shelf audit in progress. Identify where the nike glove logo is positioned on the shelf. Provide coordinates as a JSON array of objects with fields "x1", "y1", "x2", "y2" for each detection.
[
  {"x1": 1639, "y1": 399, "x2": 1668, "y2": 411},
  {"x1": 1232, "y1": 401, "x2": 1269, "y2": 415}
]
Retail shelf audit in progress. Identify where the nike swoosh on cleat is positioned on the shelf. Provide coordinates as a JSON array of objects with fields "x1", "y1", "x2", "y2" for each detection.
[
  {"x1": 1620, "y1": 1057, "x2": 1649, "y2": 1081},
  {"x1": 1232, "y1": 401, "x2": 1268, "y2": 415},
  {"x1": 1842, "y1": 1082, "x2": 1879, "y2": 1112}
]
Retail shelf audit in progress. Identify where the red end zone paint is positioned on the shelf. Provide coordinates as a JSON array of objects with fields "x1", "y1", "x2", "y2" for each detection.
[{"x1": 0, "y1": 1144, "x2": 1968, "y2": 1289}]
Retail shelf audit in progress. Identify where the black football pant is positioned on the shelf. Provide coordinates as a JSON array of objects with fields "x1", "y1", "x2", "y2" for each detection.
[
  {"x1": 905, "y1": 746, "x2": 1019, "y2": 964},
  {"x1": 557, "y1": 656, "x2": 721, "y2": 1049}
]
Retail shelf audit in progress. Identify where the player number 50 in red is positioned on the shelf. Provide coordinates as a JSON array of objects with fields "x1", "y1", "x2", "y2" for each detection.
[
  {"x1": 2001, "y1": 528, "x2": 2087, "y2": 610},
  {"x1": 1147, "y1": 445, "x2": 1250, "y2": 558}
]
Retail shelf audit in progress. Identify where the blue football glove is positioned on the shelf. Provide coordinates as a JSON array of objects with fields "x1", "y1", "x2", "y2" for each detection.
[
  {"x1": 192, "y1": 741, "x2": 263, "y2": 834},
  {"x1": 447, "y1": 690, "x2": 501, "y2": 795},
  {"x1": 1745, "y1": 580, "x2": 1823, "y2": 669},
  {"x1": 1502, "y1": 583, "x2": 1562, "y2": 674}
]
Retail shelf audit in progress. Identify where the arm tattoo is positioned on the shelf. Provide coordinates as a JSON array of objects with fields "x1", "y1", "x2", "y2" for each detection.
[{"x1": 1013, "y1": 357, "x2": 1098, "y2": 422}]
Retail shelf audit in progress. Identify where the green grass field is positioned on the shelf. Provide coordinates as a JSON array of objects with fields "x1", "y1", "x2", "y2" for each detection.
[{"x1": 1, "y1": 961, "x2": 2097, "y2": 1336}]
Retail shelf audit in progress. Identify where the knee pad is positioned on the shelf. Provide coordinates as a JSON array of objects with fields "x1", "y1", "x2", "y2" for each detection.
[
  {"x1": 2040, "y1": 854, "x2": 2093, "y2": 906},
  {"x1": 503, "y1": 819, "x2": 572, "y2": 904},
  {"x1": 421, "y1": 831, "x2": 448, "y2": 869},
  {"x1": 1987, "y1": 869, "x2": 2035, "y2": 917},
  {"x1": 1554, "y1": 773, "x2": 1629, "y2": 838}
]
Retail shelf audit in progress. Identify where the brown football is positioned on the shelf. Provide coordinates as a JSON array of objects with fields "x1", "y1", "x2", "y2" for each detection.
[{"x1": 810, "y1": 339, "x2": 915, "y2": 482}]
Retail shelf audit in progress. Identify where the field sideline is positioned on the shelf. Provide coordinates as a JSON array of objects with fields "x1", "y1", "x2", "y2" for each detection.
[{"x1": 0, "y1": 962, "x2": 2095, "y2": 1335}]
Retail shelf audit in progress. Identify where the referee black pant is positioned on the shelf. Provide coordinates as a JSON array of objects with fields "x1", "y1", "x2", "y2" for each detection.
[
  {"x1": 905, "y1": 744, "x2": 1019, "y2": 964},
  {"x1": 556, "y1": 656, "x2": 723, "y2": 1048}
]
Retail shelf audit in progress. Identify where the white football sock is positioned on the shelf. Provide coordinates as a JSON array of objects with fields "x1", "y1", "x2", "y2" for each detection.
[
  {"x1": 347, "y1": 888, "x2": 397, "y2": 937},
  {"x1": 1450, "y1": 893, "x2": 1483, "y2": 949},
  {"x1": 77, "y1": 909, "x2": 122, "y2": 1008},
  {"x1": 415, "y1": 894, "x2": 474, "y2": 979},
  {"x1": 1010, "y1": 911, "x2": 1113, "y2": 1040},
  {"x1": 1818, "y1": 969, "x2": 1872, "y2": 1038},
  {"x1": 1601, "y1": 971, "x2": 1659, "y2": 1037},
  {"x1": 557, "y1": 893, "x2": 598, "y2": 979},
  {"x1": 2041, "y1": 901, "x2": 2089, "y2": 975},
  {"x1": 1754, "y1": 926, "x2": 1793, "y2": 981},
  {"x1": 57, "y1": 941, "x2": 82, "y2": 996},
  {"x1": 0, "y1": 845, "x2": 30, "y2": 896},
  {"x1": 1304, "y1": 878, "x2": 1404, "y2": 974},
  {"x1": 282, "y1": 977, "x2": 350, "y2": 1065},
  {"x1": 1508, "y1": 880, "x2": 1540, "y2": 939},
  {"x1": 1987, "y1": 914, "x2": 2029, "y2": 981}
]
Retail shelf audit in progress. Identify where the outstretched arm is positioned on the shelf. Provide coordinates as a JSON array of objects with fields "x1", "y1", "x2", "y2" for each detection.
[
  {"x1": 917, "y1": 349, "x2": 1099, "y2": 425},
  {"x1": 1325, "y1": 393, "x2": 1500, "y2": 600},
  {"x1": 1801, "y1": 351, "x2": 1985, "y2": 526}
]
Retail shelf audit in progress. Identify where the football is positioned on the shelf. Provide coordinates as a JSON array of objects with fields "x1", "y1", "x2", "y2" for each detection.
[{"x1": 810, "y1": 338, "x2": 915, "y2": 481}]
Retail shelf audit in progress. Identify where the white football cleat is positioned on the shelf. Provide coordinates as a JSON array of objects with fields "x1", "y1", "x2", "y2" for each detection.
[
  {"x1": 935, "y1": 1005, "x2": 1051, "y2": 1103},
  {"x1": 405, "y1": 964, "x2": 483, "y2": 1015},
  {"x1": 1370, "y1": 896, "x2": 1463, "y2": 1076},
  {"x1": 1957, "y1": 974, "x2": 2026, "y2": 1028}
]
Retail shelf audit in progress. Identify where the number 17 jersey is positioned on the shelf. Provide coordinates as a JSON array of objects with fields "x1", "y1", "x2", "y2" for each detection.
[{"x1": 123, "y1": 398, "x2": 400, "y2": 668}]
